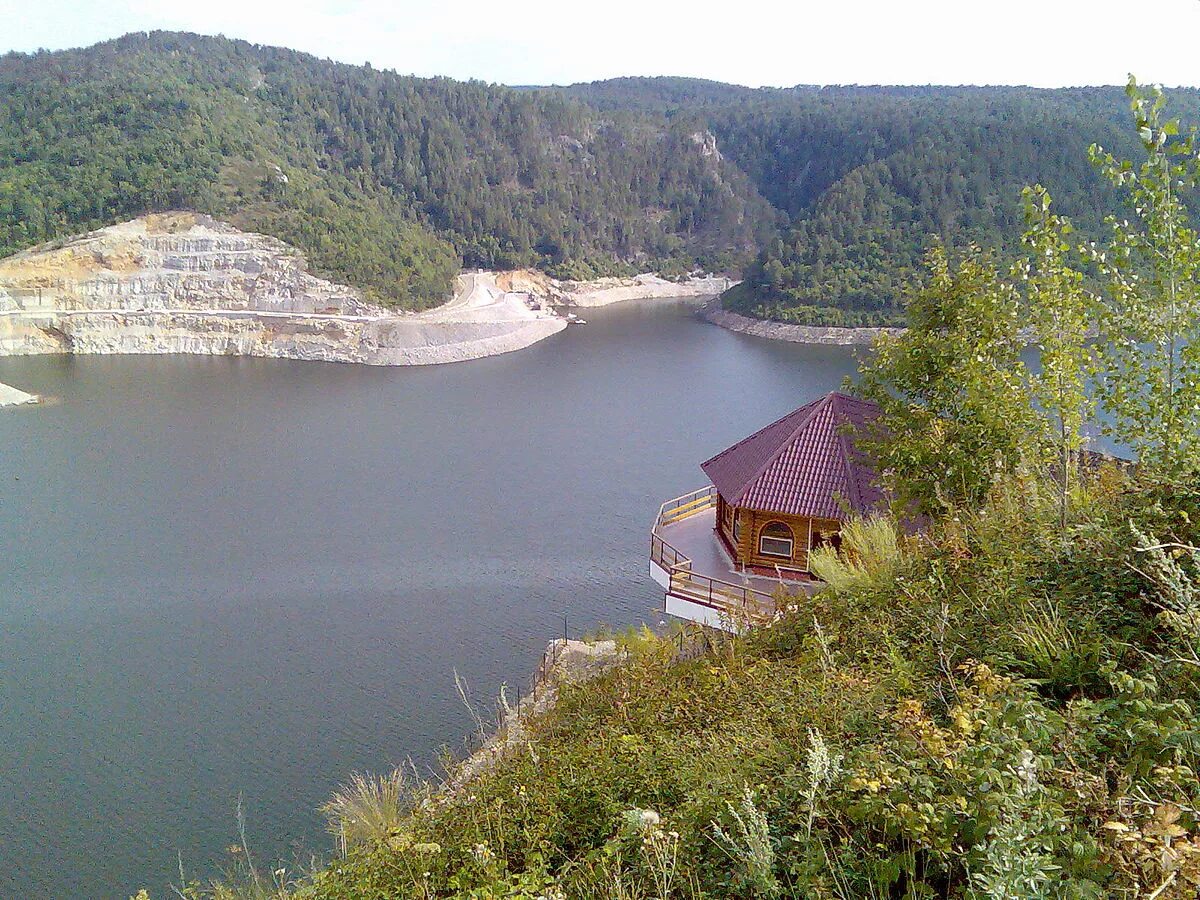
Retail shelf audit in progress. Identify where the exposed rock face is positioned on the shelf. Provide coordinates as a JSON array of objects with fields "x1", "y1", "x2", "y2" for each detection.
[
  {"x1": 0, "y1": 381, "x2": 37, "y2": 407},
  {"x1": 489, "y1": 269, "x2": 735, "y2": 309},
  {"x1": 0, "y1": 214, "x2": 741, "y2": 371},
  {"x1": 0, "y1": 309, "x2": 567, "y2": 365},
  {"x1": 689, "y1": 129, "x2": 722, "y2": 162},
  {"x1": 0, "y1": 214, "x2": 566, "y2": 366},
  {"x1": 558, "y1": 273, "x2": 736, "y2": 308},
  {"x1": 0, "y1": 213, "x2": 380, "y2": 316},
  {"x1": 700, "y1": 298, "x2": 904, "y2": 346}
]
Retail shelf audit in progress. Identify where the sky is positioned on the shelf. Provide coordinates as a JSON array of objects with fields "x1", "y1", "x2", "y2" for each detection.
[{"x1": 2, "y1": 0, "x2": 1199, "y2": 88}]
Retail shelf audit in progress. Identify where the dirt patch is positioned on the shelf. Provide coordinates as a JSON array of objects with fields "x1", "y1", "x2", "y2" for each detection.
[
  {"x1": 92, "y1": 245, "x2": 145, "y2": 273},
  {"x1": 493, "y1": 269, "x2": 555, "y2": 296},
  {"x1": 0, "y1": 234, "x2": 147, "y2": 287},
  {"x1": 0, "y1": 243, "x2": 137, "y2": 286},
  {"x1": 143, "y1": 212, "x2": 199, "y2": 234}
]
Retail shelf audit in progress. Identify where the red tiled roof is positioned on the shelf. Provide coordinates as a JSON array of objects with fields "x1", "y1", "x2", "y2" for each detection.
[{"x1": 701, "y1": 391, "x2": 885, "y2": 520}]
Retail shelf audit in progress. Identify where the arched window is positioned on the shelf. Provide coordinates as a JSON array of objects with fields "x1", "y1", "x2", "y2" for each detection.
[{"x1": 758, "y1": 521, "x2": 794, "y2": 559}]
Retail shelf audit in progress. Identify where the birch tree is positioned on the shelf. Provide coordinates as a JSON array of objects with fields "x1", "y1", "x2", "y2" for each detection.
[
  {"x1": 1089, "y1": 78, "x2": 1200, "y2": 475},
  {"x1": 1017, "y1": 184, "x2": 1096, "y2": 525},
  {"x1": 857, "y1": 245, "x2": 1039, "y2": 514}
]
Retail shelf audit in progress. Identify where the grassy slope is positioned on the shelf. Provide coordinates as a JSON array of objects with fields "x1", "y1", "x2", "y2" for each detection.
[{"x1": 277, "y1": 470, "x2": 1200, "y2": 899}]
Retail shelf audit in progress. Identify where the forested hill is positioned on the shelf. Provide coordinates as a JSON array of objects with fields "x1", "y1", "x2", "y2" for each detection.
[
  {"x1": 0, "y1": 33, "x2": 774, "y2": 308},
  {"x1": 562, "y1": 78, "x2": 1200, "y2": 325},
  {"x1": 5, "y1": 38, "x2": 1198, "y2": 320}
]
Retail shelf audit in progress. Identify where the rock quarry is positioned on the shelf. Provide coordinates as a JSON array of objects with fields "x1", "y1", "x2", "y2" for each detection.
[
  {"x1": 0, "y1": 213, "x2": 566, "y2": 367},
  {"x1": 0, "y1": 213, "x2": 734, "y2": 381}
]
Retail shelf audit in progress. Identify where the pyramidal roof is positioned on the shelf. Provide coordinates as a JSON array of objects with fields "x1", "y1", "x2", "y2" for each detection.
[{"x1": 701, "y1": 391, "x2": 885, "y2": 520}]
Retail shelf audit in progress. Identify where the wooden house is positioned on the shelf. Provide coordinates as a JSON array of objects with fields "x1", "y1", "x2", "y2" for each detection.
[
  {"x1": 700, "y1": 390, "x2": 885, "y2": 577},
  {"x1": 649, "y1": 391, "x2": 886, "y2": 628}
]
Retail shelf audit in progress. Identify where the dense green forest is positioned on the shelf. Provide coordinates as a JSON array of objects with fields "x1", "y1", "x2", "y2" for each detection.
[
  {"x1": 564, "y1": 78, "x2": 1200, "y2": 325},
  {"x1": 0, "y1": 33, "x2": 772, "y2": 307},
  {"x1": 5, "y1": 35, "x2": 1199, "y2": 318}
]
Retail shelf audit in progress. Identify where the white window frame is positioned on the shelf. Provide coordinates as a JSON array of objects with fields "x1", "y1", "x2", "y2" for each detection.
[{"x1": 758, "y1": 523, "x2": 794, "y2": 559}]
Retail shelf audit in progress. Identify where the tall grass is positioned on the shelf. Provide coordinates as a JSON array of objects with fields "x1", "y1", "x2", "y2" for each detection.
[
  {"x1": 320, "y1": 767, "x2": 411, "y2": 851},
  {"x1": 1010, "y1": 600, "x2": 1103, "y2": 695},
  {"x1": 711, "y1": 786, "x2": 780, "y2": 898},
  {"x1": 808, "y1": 515, "x2": 900, "y2": 590}
]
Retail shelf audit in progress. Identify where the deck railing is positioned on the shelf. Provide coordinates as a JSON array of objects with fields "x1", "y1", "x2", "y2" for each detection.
[
  {"x1": 657, "y1": 485, "x2": 717, "y2": 527},
  {"x1": 650, "y1": 486, "x2": 775, "y2": 625},
  {"x1": 650, "y1": 530, "x2": 690, "y2": 572}
]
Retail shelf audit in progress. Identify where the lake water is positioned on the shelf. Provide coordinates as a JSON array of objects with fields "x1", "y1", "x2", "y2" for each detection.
[{"x1": 0, "y1": 299, "x2": 857, "y2": 898}]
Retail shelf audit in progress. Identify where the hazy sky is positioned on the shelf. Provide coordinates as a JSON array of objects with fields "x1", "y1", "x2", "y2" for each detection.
[{"x1": 2, "y1": 0, "x2": 1199, "y2": 88}]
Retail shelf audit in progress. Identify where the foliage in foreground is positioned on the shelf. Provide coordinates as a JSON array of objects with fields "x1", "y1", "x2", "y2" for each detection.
[
  {"x1": 855, "y1": 242, "x2": 1039, "y2": 515},
  {"x1": 807, "y1": 515, "x2": 900, "y2": 592},
  {"x1": 856, "y1": 79, "x2": 1200, "y2": 518},
  {"x1": 167, "y1": 469, "x2": 1200, "y2": 898}
]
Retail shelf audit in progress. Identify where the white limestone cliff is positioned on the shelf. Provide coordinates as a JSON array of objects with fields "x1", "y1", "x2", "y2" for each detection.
[{"x1": 0, "y1": 213, "x2": 566, "y2": 366}]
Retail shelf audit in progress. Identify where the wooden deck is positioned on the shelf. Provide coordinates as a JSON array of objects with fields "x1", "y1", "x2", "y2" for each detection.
[{"x1": 649, "y1": 487, "x2": 809, "y2": 629}]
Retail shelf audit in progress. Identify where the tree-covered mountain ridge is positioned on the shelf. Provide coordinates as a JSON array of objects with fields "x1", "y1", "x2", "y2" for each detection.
[
  {"x1": 561, "y1": 76, "x2": 1200, "y2": 325},
  {"x1": 0, "y1": 32, "x2": 773, "y2": 309},
  {"x1": 5, "y1": 35, "x2": 1197, "y2": 320}
]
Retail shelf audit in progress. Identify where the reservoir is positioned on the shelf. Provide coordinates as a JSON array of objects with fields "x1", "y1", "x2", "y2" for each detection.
[{"x1": 0, "y1": 299, "x2": 857, "y2": 898}]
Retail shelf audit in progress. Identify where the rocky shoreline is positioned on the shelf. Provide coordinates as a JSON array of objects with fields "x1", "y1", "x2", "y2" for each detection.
[
  {"x1": 560, "y1": 273, "x2": 735, "y2": 307},
  {"x1": 699, "y1": 297, "x2": 903, "y2": 346},
  {"x1": 446, "y1": 639, "x2": 620, "y2": 793},
  {"x1": 1, "y1": 211, "x2": 894, "y2": 386},
  {"x1": 0, "y1": 215, "x2": 572, "y2": 368},
  {"x1": 0, "y1": 380, "x2": 37, "y2": 407},
  {"x1": 0, "y1": 215, "x2": 733, "y2": 374}
]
